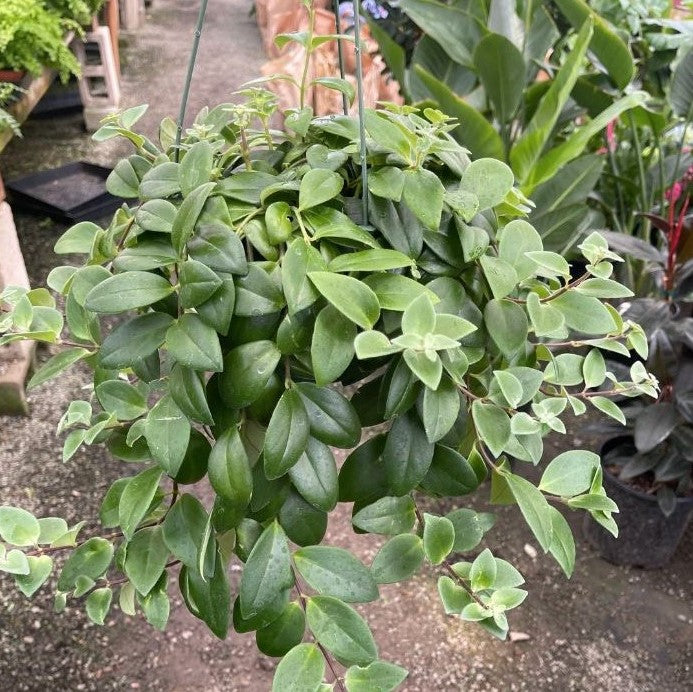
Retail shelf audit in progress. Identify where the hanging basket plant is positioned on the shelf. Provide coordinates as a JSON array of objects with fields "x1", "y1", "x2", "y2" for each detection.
[{"x1": 0, "y1": 1, "x2": 656, "y2": 689}]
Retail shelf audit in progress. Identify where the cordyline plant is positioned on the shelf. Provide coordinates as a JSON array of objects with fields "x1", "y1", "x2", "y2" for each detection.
[{"x1": 0, "y1": 22, "x2": 657, "y2": 692}]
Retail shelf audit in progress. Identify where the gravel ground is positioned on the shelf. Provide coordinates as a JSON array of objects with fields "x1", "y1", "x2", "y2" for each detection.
[{"x1": 1, "y1": 1, "x2": 692, "y2": 690}]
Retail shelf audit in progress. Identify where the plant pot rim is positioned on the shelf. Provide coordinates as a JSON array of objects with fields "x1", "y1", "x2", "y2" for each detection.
[{"x1": 601, "y1": 435, "x2": 693, "y2": 507}]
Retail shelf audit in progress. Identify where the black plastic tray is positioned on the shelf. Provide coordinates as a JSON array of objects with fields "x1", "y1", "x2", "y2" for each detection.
[{"x1": 6, "y1": 161, "x2": 128, "y2": 222}]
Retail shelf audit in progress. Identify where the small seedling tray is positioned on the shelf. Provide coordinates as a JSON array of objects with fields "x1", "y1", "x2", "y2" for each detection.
[{"x1": 6, "y1": 162, "x2": 128, "y2": 222}]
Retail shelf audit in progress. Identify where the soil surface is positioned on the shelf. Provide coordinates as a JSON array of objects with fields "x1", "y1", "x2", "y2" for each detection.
[{"x1": 1, "y1": 1, "x2": 692, "y2": 690}]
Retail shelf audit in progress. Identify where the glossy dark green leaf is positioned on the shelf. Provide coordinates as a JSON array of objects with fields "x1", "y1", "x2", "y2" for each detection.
[
  {"x1": 171, "y1": 182, "x2": 216, "y2": 254},
  {"x1": 352, "y1": 496, "x2": 416, "y2": 535},
  {"x1": 185, "y1": 551, "x2": 231, "y2": 638},
  {"x1": 220, "y1": 340, "x2": 281, "y2": 408},
  {"x1": 118, "y1": 466, "x2": 163, "y2": 539},
  {"x1": 166, "y1": 314, "x2": 223, "y2": 371},
  {"x1": 208, "y1": 428, "x2": 253, "y2": 506},
  {"x1": 85, "y1": 271, "x2": 174, "y2": 314},
  {"x1": 308, "y1": 271, "x2": 380, "y2": 330},
  {"x1": 124, "y1": 526, "x2": 169, "y2": 595},
  {"x1": 256, "y1": 602, "x2": 305, "y2": 657},
  {"x1": 169, "y1": 364, "x2": 214, "y2": 424},
  {"x1": 420, "y1": 378, "x2": 460, "y2": 443},
  {"x1": 239, "y1": 521, "x2": 293, "y2": 619},
  {"x1": 370, "y1": 533, "x2": 424, "y2": 584},
  {"x1": 420, "y1": 445, "x2": 479, "y2": 497},
  {"x1": 295, "y1": 382, "x2": 361, "y2": 448},
  {"x1": 288, "y1": 437, "x2": 338, "y2": 511},
  {"x1": 57, "y1": 538, "x2": 114, "y2": 591},
  {"x1": 278, "y1": 490, "x2": 327, "y2": 546},
  {"x1": 179, "y1": 259, "x2": 222, "y2": 308},
  {"x1": 162, "y1": 494, "x2": 208, "y2": 569},
  {"x1": 144, "y1": 395, "x2": 191, "y2": 476},
  {"x1": 311, "y1": 304, "x2": 356, "y2": 386},
  {"x1": 188, "y1": 222, "x2": 248, "y2": 274},
  {"x1": 179, "y1": 141, "x2": 213, "y2": 197},
  {"x1": 264, "y1": 389, "x2": 310, "y2": 479},
  {"x1": 100, "y1": 312, "x2": 173, "y2": 369},
  {"x1": 383, "y1": 411, "x2": 434, "y2": 496},
  {"x1": 282, "y1": 238, "x2": 327, "y2": 315}
]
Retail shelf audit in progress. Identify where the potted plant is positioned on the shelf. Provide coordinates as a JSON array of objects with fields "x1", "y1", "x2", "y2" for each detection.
[
  {"x1": 586, "y1": 168, "x2": 693, "y2": 568},
  {"x1": 0, "y1": 5, "x2": 656, "y2": 689}
]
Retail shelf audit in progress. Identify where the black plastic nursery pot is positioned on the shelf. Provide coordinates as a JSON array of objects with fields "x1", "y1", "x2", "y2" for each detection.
[{"x1": 584, "y1": 438, "x2": 693, "y2": 569}]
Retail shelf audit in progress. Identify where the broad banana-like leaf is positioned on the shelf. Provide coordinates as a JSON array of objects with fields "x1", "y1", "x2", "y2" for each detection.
[
  {"x1": 553, "y1": 0, "x2": 634, "y2": 89},
  {"x1": 671, "y1": 47, "x2": 693, "y2": 117},
  {"x1": 510, "y1": 20, "x2": 594, "y2": 185}
]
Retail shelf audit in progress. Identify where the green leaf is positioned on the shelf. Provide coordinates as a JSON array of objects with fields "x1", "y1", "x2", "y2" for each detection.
[
  {"x1": 282, "y1": 238, "x2": 327, "y2": 315},
  {"x1": 368, "y1": 166, "x2": 405, "y2": 201},
  {"x1": 196, "y1": 274, "x2": 236, "y2": 336},
  {"x1": 15, "y1": 555, "x2": 53, "y2": 597},
  {"x1": 553, "y1": 0, "x2": 633, "y2": 89},
  {"x1": 526, "y1": 293, "x2": 565, "y2": 336},
  {"x1": 295, "y1": 383, "x2": 361, "y2": 449},
  {"x1": 85, "y1": 587, "x2": 112, "y2": 625},
  {"x1": 483, "y1": 299, "x2": 528, "y2": 356},
  {"x1": 471, "y1": 401, "x2": 511, "y2": 458},
  {"x1": 402, "y1": 168, "x2": 445, "y2": 230},
  {"x1": 139, "y1": 162, "x2": 181, "y2": 199},
  {"x1": 306, "y1": 595, "x2": 378, "y2": 666},
  {"x1": 57, "y1": 537, "x2": 114, "y2": 591},
  {"x1": 552, "y1": 292, "x2": 617, "y2": 335},
  {"x1": 100, "y1": 312, "x2": 173, "y2": 369},
  {"x1": 446, "y1": 508, "x2": 492, "y2": 552},
  {"x1": 0, "y1": 506, "x2": 40, "y2": 546},
  {"x1": 354, "y1": 330, "x2": 399, "y2": 360},
  {"x1": 95, "y1": 379, "x2": 147, "y2": 421},
  {"x1": 352, "y1": 495, "x2": 416, "y2": 536},
  {"x1": 547, "y1": 507, "x2": 575, "y2": 578},
  {"x1": 329, "y1": 249, "x2": 414, "y2": 274},
  {"x1": 470, "y1": 548, "x2": 497, "y2": 591},
  {"x1": 264, "y1": 389, "x2": 310, "y2": 479},
  {"x1": 240, "y1": 521, "x2": 293, "y2": 619},
  {"x1": 278, "y1": 490, "x2": 327, "y2": 547},
  {"x1": 188, "y1": 222, "x2": 248, "y2": 274},
  {"x1": 288, "y1": 438, "x2": 338, "y2": 512},
  {"x1": 27, "y1": 347, "x2": 90, "y2": 390},
  {"x1": 566, "y1": 494, "x2": 618, "y2": 512},
  {"x1": 272, "y1": 643, "x2": 325, "y2": 692},
  {"x1": 479, "y1": 256, "x2": 519, "y2": 300},
  {"x1": 208, "y1": 427, "x2": 253, "y2": 507},
  {"x1": 437, "y1": 575, "x2": 472, "y2": 615},
  {"x1": 510, "y1": 19, "x2": 593, "y2": 185},
  {"x1": 412, "y1": 65, "x2": 504, "y2": 160},
  {"x1": 144, "y1": 395, "x2": 190, "y2": 476},
  {"x1": 473, "y1": 32, "x2": 524, "y2": 123},
  {"x1": 295, "y1": 546, "x2": 379, "y2": 603},
  {"x1": 383, "y1": 411, "x2": 434, "y2": 496},
  {"x1": 497, "y1": 220, "x2": 543, "y2": 282},
  {"x1": 184, "y1": 551, "x2": 230, "y2": 638},
  {"x1": 220, "y1": 340, "x2": 281, "y2": 408},
  {"x1": 460, "y1": 158, "x2": 515, "y2": 211},
  {"x1": 118, "y1": 466, "x2": 163, "y2": 540},
  {"x1": 364, "y1": 109, "x2": 414, "y2": 161},
  {"x1": 179, "y1": 141, "x2": 213, "y2": 196},
  {"x1": 590, "y1": 395, "x2": 626, "y2": 425},
  {"x1": 403, "y1": 350, "x2": 442, "y2": 390},
  {"x1": 370, "y1": 533, "x2": 424, "y2": 584},
  {"x1": 85, "y1": 271, "x2": 174, "y2": 313},
  {"x1": 582, "y1": 349, "x2": 606, "y2": 389},
  {"x1": 308, "y1": 271, "x2": 380, "y2": 329},
  {"x1": 298, "y1": 169, "x2": 343, "y2": 211},
  {"x1": 671, "y1": 47, "x2": 693, "y2": 117},
  {"x1": 420, "y1": 445, "x2": 479, "y2": 497},
  {"x1": 162, "y1": 494, "x2": 208, "y2": 569},
  {"x1": 256, "y1": 602, "x2": 306, "y2": 657},
  {"x1": 493, "y1": 371, "x2": 523, "y2": 409},
  {"x1": 401, "y1": 294, "x2": 436, "y2": 336},
  {"x1": 345, "y1": 661, "x2": 408, "y2": 692},
  {"x1": 166, "y1": 314, "x2": 222, "y2": 371},
  {"x1": 311, "y1": 305, "x2": 356, "y2": 386},
  {"x1": 306, "y1": 142, "x2": 349, "y2": 171},
  {"x1": 0, "y1": 549, "x2": 29, "y2": 575},
  {"x1": 179, "y1": 259, "x2": 222, "y2": 308},
  {"x1": 423, "y1": 514, "x2": 455, "y2": 565},
  {"x1": 171, "y1": 182, "x2": 216, "y2": 254},
  {"x1": 421, "y1": 378, "x2": 460, "y2": 443},
  {"x1": 106, "y1": 160, "x2": 139, "y2": 198},
  {"x1": 37, "y1": 517, "x2": 69, "y2": 545},
  {"x1": 169, "y1": 365, "x2": 214, "y2": 425},
  {"x1": 362, "y1": 274, "x2": 435, "y2": 312},
  {"x1": 505, "y1": 473, "x2": 553, "y2": 551},
  {"x1": 124, "y1": 526, "x2": 169, "y2": 595},
  {"x1": 136, "y1": 199, "x2": 177, "y2": 234},
  {"x1": 54, "y1": 221, "x2": 101, "y2": 254}
]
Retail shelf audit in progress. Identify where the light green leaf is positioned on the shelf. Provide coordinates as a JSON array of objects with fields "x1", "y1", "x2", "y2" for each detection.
[
  {"x1": 547, "y1": 507, "x2": 575, "y2": 577},
  {"x1": 0, "y1": 506, "x2": 40, "y2": 547},
  {"x1": 124, "y1": 526, "x2": 169, "y2": 595},
  {"x1": 402, "y1": 168, "x2": 445, "y2": 230},
  {"x1": 328, "y1": 249, "x2": 414, "y2": 273},
  {"x1": 484, "y1": 299, "x2": 528, "y2": 355},
  {"x1": 15, "y1": 555, "x2": 53, "y2": 597},
  {"x1": 118, "y1": 467, "x2": 163, "y2": 540},
  {"x1": 272, "y1": 643, "x2": 325, "y2": 692},
  {"x1": 471, "y1": 401, "x2": 511, "y2": 458},
  {"x1": 470, "y1": 548, "x2": 497, "y2": 591},
  {"x1": 352, "y1": 496, "x2": 416, "y2": 536},
  {"x1": 85, "y1": 587, "x2": 113, "y2": 625},
  {"x1": 479, "y1": 255, "x2": 519, "y2": 300},
  {"x1": 505, "y1": 473, "x2": 553, "y2": 551},
  {"x1": 144, "y1": 395, "x2": 190, "y2": 475},
  {"x1": 345, "y1": 661, "x2": 408, "y2": 692},
  {"x1": 539, "y1": 450, "x2": 600, "y2": 496},
  {"x1": 57, "y1": 537, "x2": 114, "y2": 591},
  {"x1": 423, "y1": 514, "x2": 455, "y2": 565},
  {"x1": 590, "y1": 395, "x2": 626, "y2": 424},
  {"x1": 460, "y1": 158, "x2": 515, "y2": 211},
  {"x1": 264, "y1": 389, "x2": 310, "y2": 479}
]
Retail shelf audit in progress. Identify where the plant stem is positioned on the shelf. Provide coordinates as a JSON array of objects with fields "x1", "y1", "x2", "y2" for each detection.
[
  {"x1": 628, "y1": 112, "x2": 649, "y2": 241},
  {"x1": 352, "y1": 0, "x2": 369, "y2": 225},
  {"x1": 299, "y1": 3, "x2": 316, "y2": 110},
  {"x1": 332, "y1": 0, "x2": 349, "y2": 116}
]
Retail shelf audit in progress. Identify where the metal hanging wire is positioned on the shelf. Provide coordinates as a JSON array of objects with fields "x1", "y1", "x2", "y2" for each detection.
[
  {"x1": 174, "y1": 0, "x2": 210, "y2": 162},
  {"x1": 352, "y1": 0, "x2": 369, "y2": 225}
]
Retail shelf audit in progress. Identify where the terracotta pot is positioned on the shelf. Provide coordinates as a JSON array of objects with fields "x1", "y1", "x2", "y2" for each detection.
[{"x1": 0, "y1": 69, "x2": 26, "y2": 84}]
